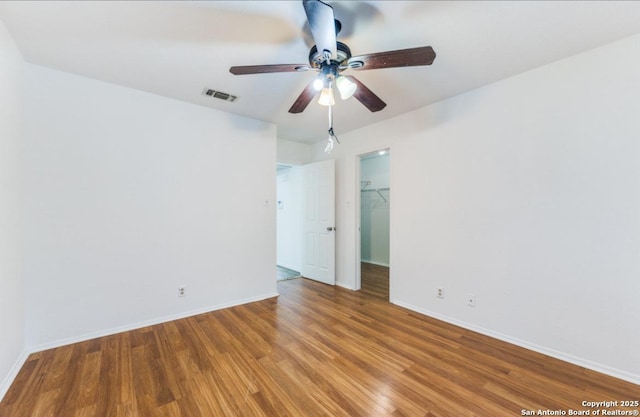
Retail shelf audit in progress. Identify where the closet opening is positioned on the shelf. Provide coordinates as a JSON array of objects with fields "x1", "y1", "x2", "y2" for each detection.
[{"x1": 357, "y1": 149, "x2": 390, "y2": 300}]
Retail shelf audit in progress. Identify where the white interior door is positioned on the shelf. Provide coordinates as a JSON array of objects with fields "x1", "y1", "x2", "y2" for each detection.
[{"x1": 302, "y1": 159, "x2": 336, "y2": 285}]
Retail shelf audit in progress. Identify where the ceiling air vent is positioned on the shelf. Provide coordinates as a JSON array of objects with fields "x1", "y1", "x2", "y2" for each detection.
[{"x1": 202, "y1": 88, "x2": 238, "y2": 103}]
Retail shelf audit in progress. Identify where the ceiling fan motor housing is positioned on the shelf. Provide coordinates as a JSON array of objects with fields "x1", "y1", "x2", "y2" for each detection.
[{"x1": 309, "y1": 41, "x2": 352, "y2": 71}]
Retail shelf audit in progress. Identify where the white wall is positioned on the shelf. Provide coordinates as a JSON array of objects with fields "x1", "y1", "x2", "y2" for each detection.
[
  {"x1": 277, "y1": 138, "x2": 312, "y2": 166},
  {"x1": 312, "y1": 34, "x2": 640, "y2": 383},
  {"x1": 360, "y1": 154, "x2": 390, "y2": 266},
  {"x1": 0, "y1": 19, "x2": 26, "y2": 400},
  {"x1": 276, "y1": 165, "x2": 303, "y2": 272},
  {"x1": 23, "y1": 64, "x2": 278, "y2": 349}
]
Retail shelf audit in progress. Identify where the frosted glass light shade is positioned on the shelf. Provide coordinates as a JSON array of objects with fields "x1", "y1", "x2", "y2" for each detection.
[
  {"x1": 336, "y1": 76, "x2": 356, "y2": 100},
  {"x1": 318, "y1": 87, "x2": 335, "y2": 106},
  {"x1": 313, "y1": 77, "x2": 324, "y2": 91}
]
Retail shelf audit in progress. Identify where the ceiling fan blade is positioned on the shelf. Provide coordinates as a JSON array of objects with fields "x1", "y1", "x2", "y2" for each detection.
[
  {"x1": 229, "y1": 64, "x2": 311, "y2": 75},
  {"x1": 303, "y1": 0, "x2": 337, "y2": 60},
  {"x1": 348, "y1": 46, "x2": 436, "y2": 71},
  {"x1": 289, "y1": 80, "x2": 318, "y2": 114},
  {"x1": 345, "y1": 76, "x2": 386, "y2": 112}
]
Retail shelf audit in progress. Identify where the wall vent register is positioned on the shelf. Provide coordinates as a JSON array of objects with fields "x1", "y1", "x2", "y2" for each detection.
[{"x1": 202, "y1": 88, "x2": 238, "y2": 102}]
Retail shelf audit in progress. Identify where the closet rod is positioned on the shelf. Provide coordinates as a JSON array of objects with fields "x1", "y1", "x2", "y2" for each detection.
[{"x1": 361, "y1": 187, "x2": 389, "y2": 202}]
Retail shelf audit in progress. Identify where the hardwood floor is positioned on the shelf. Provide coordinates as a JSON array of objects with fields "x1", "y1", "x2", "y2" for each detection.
[
  {"x1": 360, "y1": 262, "x2": 389, "y2": 300},
  {"x1": 2, "y1": 274, "x2": 639, "y2": 417}
]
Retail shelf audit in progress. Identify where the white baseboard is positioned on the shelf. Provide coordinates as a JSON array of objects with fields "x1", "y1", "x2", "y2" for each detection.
[
  {"x1": 0, "y1": 348, "x2": 29, "y2": 403},
  {"x1": 391, "y1": 299, "x2": 640, "y2": 386},
  {"x1": 336, "y1": 281, "x2": 355, "y2": 290},
  {"x1": 28, "y1": 292, "x2": 280, "y2": 353}
]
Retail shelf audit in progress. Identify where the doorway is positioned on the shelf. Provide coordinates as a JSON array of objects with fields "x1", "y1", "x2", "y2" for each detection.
[
  {"x1": 357, "y1": 149, "x2": 390, "y2": 300},
  {"x1": 276, "y1": 164, "x2": 302, "y2": 281},
  {"x1": 276, "y1": 160, "x2": 337, "y2": 285}
]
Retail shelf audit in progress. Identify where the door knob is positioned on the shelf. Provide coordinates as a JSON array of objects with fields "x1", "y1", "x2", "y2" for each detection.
[{"x1": 326, "y1": 226, "x2": 335, "y2": 231}]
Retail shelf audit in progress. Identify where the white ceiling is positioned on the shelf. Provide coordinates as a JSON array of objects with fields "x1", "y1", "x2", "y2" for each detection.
[{"x1": 2, "y1": 1, "x2": 640, "y2": 143}]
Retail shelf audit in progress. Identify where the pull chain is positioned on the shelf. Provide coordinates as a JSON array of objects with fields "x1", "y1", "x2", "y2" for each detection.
[{"x1": 325, "y1": 105, "x2": 341, "y2": 153}]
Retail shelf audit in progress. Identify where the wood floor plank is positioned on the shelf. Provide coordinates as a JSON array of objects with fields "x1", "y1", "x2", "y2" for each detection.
[{"x1": 2, "y1": 266, "x2": 639, "y2": 417}]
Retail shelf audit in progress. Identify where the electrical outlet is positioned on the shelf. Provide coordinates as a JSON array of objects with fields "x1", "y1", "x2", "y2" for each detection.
[
  {"x1": 437, "y1": 288, "x2": 444, "y2": 299},
  {"x1": 467, "y1": 294, "x2": 476, "y2": 307},
  {"x1": 178, "y1": 287, "x2": 186, "y2": 297}
]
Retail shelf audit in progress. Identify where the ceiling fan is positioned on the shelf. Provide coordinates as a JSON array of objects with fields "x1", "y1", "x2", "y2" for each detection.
[{"x1": 229, "y1": 0, "x2": 436, "y2": 115}]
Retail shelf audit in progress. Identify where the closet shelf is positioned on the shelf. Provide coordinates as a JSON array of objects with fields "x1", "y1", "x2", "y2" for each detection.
[{"x1": 361, "y1": 187, "x2": 389, "y2": 202}]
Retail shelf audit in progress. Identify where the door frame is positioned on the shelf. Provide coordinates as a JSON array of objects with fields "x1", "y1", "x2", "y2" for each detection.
[
  {"x1": 355, "y1": 148, "x2": 391, "y2": 294},
  {"x1": 276, "y1": 163, "x2": 303, "y2": 278}
]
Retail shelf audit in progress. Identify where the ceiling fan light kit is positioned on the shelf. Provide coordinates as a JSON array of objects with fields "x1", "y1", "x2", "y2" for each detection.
[
  {"x1": 335, "y1": 76, "x2": 356, "y2": 100},
  {"x1": 229, "y1": 0, "x2": 436, "y2": 150},
  {"x1": 313, "y1": 77, "x2": 325, "y2": 91},
  {"x1": 318, "y1": 83, "x2": 336, "y2": 107}
]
